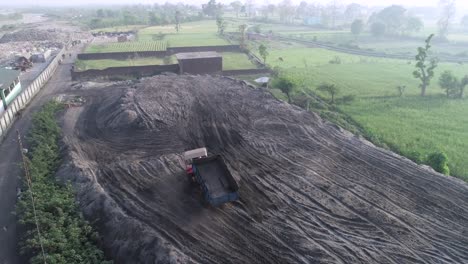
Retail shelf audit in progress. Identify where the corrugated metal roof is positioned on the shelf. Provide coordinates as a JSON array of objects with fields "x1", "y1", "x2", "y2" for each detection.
[{"x1": 0, "y1": 68, "x2": 20, "y2": 90}]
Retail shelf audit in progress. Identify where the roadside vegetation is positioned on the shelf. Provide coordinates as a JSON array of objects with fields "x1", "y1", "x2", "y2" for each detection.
[{"x1": 17, "y1": 102, "x2": 110, "y2": 264}]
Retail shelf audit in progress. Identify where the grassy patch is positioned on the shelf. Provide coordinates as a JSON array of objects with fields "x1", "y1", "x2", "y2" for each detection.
[
  {"x1": 17, "y1": 101, "x2": 110, "y2": 263},
  {"x1": 222, "y1": 52, "x2": 257, "y2": 70},
  {"x1": 75, "y1": 57, "x2": 176, "y2": 71},
  {"x1": 268, "y1": 46, "x2": 468, "y2": 180},
  {"x1": 85, "y1": 41, "x2": 167, "y2": 53},
  {"x1": 138, "y1": 20, "x2": 230, "y2": 47}
]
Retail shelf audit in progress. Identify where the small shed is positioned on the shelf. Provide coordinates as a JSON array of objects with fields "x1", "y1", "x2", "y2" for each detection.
[{"x1": 176, "y1": 52, "x2": 222, "y2": 75}]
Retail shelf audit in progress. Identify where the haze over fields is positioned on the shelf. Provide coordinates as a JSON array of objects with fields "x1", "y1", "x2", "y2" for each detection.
[{"x1": 1, "y1": 0, "x2": 468, "y2": 9}]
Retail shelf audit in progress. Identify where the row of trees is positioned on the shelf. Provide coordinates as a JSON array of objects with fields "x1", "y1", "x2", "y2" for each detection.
[{"x1": 87, "y1": 4, "x2": 202, "y2": 29}]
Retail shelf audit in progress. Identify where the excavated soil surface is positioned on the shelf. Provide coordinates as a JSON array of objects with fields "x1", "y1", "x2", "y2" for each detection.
[{"x1": 58, "y1": 75, "x2": 468, "y2": 264}]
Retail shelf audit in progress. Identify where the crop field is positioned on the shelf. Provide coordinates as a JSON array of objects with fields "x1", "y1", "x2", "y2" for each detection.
[
  {"x1": 74, "y1": 57, "x2": 175, "y2": 71},
  {"x1": 75, "y1": 52, "x2": 255, "y2": 71},
  {"x1": 138, "y1": 20, "x2": 231, "y2": 47},
  {"x1": 222, "y1": 52, "x2": 258, "y2": 70},
  {"x1": 85, "y1": 41, "x2": 167, "y2": 53},
  {"x1": 259, "y1": 40, "x2": 468, "y2": 179}
]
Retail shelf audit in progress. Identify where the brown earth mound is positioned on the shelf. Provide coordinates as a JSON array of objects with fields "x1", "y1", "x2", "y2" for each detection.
[{"x1": 58, "y1": 74, "x2": 468, "y2": 264}]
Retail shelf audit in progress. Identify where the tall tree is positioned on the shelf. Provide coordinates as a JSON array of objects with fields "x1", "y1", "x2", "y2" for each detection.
[
  {"x1": 405, "y1": 16, "x2": 424, "y2": 34},
  {"x1": 370, "y1": 22, "x2": 386, "y2": 37},
  {"x1": 258, "y1": 44, "x2": 269, "y2": 64},
  {"x1": 276, "y1": 77, "x2": 294, "y2": 103},
  {"x1": 239, "y1": 24, "x2": 248, "y2": 48},
  {"x1": 230, "y1": 1, "x2": 242, "y2": 18},
  {"x1": 461, "y1": 15, "x2": 468, "y2": 32},
  {"x1": 203, "y1": 0, "x2": 221, "y2": 17},
  {"x1": 328, "y1": 0, "x2": 342, "y2": 28},
  {"x1": 413, "y1": 34, "x2": 438, "y2": 97},
  {"x1": 439, "y1": 71, "x2": 459, "y2": 98},
  {"x1": 175, "y1": 11, "x2": 181, "y2": 33},
  {"x1": 317, "y1": 83, "x2": 339, "y2": 104},
  {"x1": 460, "y1": 75, "x2": 468, "y2": 98},
  {"x1": 279, "y1": 0, "x2": 295, "y2": 23},
  {"x1": 344, "y1": 3, "x2": 362, "y2": 23},
  {"x1": 296, "y1": 1, "x2": 308, "y2": 19},
  {"x1": 351, "y1": 19, "x2": 364, "y2": 36},
  {"x1": 438, "y1": 0, "x2": 456, "y2": 37},
  {"x1": 376, "y1": 5, "x2": 407, "y2": 35},
  {"x1": 216, "y1": 15, "x2": 228, "y2": 35}
]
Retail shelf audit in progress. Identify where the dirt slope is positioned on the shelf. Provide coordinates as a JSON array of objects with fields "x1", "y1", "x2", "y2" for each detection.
[{"x1": 58, "y1": 74, "x2": 468, "y2": 264}]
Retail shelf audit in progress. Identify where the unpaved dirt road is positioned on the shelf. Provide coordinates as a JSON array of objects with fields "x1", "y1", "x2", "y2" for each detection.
[
  {"x1": 0, "y1": 45, "x2": 80, "y2": 264},
  {"x1": 59, "y1": 74, "x2": 468, "y2": 264}
]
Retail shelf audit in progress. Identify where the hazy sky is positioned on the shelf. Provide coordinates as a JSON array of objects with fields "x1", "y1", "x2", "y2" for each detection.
[{"x1": 1, "y1": 0, "x2": 468, "y2": 9}]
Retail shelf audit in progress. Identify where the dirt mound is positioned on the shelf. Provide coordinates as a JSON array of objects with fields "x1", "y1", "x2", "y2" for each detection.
[
  {"x1": 58, "y1": 74, "x2": 468, "y2": 264},
  {"x1": 0, "y1": 28, "x2": 67, "y2": 43}
]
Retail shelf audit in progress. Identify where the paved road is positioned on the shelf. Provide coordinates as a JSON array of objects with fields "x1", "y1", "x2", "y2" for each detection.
[{"x1": 0, "y1": 46, "x2": 79, "y2": 264}]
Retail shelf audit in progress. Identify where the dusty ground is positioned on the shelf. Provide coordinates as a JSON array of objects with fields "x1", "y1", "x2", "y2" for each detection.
[{"x1": 58, "y1": 74, "x2": 468, "y2": 264}]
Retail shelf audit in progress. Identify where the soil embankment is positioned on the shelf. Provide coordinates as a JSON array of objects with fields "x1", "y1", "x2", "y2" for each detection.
[{"x1": 58, "y1": 74, "x2": 468, "y2": 264}]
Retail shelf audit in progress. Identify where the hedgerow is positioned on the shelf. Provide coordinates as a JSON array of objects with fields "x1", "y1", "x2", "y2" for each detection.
[{"x1": 17, "y1": 101, "x2": 111, "y2": 264}]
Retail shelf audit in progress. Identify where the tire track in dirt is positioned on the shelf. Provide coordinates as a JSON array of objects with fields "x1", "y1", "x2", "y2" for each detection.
[{"x1": 58, "y1": 75, "x2": 468, "y2": 264}]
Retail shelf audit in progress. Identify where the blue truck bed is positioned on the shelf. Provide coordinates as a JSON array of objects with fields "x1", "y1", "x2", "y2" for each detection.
[{"x1": 192, "y1": 155, "x2": 239, "y2": 206}]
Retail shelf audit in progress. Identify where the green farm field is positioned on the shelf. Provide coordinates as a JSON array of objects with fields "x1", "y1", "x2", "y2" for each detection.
[
  {"x1": 261, "y1": 43, "x2": 468, "y2": 179},
  {"x1": 74, "y1": 57, "x2": 175, "y2": 71},
  {"x1": 75, "y1": 52, "x2": 255, "y2": 71},
  {"x1": 85, "y1": 41, "x2": 167, "y2": 53},
  {"x1": 138, "y1": 20, "x2": 230, "y2": 47}
]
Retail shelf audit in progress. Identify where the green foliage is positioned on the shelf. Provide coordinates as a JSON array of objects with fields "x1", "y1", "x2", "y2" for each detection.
[
  {"x1": 439, "y1": 70, "x2": 460, "y2": 98},
  {"x1": 329, "y1": 56, "x2": 342, "y2": 64},
  {"x1": 252, "y1": 24, "x2": 262, "y2": 34},
  {"x1": 317, "y1": 83, "x2": 340, "y2": 104},
  {"x1": 462, "y1": 15, "x2": 468, "y2": 32},
  {"x1": 18, "y1": 101, "x2": 111, "y2": 264},
  {"x1": 216, "y1": 15, "x2": 227, "y2": 35},
  {"x1": 371, "y1": 22, "x2": 386, "y2": 37},
  {"x1": 373, "y1": 5, "x2": 406, "y2": 34},
  {"x1": 413, "y1": 34, "x2": 438, "y2": 96},
  {"x1": 274, "y1": 77, "x2": 295, "y2": 103},
  {"x1": 460, "y1": 75, "x2": 468, "y2": 98},
  {"x1": 396, "y1": 85, "x2": 406, "y2": 97},
  {"x1": 203, "y1": 0, "x2": 222, "y2": 17},
  {"x1": 258, "y1": 44, "x2": 269, "y2": 64},
  {"x1": 350, "y1": 19, "x2": 364, "y2": 36},
  {"x1": 405, "y1": 17, "x2": 424, "y2": 34},
  {"x1": 426, "y1": 151, "x2": 450, "y2": 175},
  {"x1": 238, "y1": 24, "x2": 248, "y2": 48}
]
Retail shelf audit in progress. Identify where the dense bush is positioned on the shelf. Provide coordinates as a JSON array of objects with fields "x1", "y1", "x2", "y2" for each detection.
[
  {"x1": 17, "y1": 101, "x2": 111, "y2": 264},
  {"x1": 426, "y1": 152, "x2": 450, "y2": 175}
]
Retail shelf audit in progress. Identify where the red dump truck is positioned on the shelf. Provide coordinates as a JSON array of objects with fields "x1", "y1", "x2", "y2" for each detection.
[{"x1": 184, "y1": 148, "x2": 239, "y2": 206}]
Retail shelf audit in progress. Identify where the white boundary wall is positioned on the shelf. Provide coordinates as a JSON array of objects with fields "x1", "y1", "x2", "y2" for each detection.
[{"x1": 0, "y1": 42, "x2": 70, "y2": 142}]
